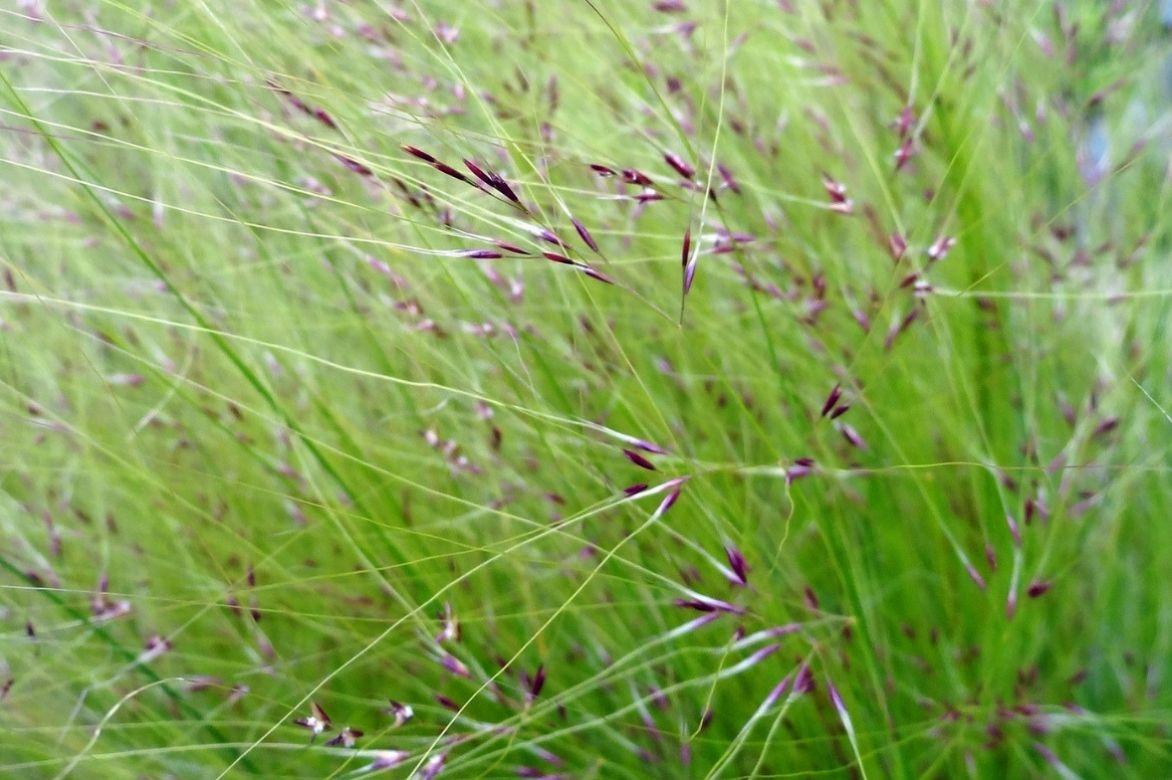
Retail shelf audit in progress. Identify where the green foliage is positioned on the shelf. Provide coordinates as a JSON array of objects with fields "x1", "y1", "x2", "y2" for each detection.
[{"x1": 1, "y1": 1, "x2": 1169, "y2": 777}]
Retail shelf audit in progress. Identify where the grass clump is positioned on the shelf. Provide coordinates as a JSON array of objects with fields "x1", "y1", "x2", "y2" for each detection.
[{"x1": 1, "y1": 1, "x2": 1170, "y2": 777}]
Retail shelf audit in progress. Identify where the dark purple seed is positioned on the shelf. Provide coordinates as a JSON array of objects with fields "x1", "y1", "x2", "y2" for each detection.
[
  {"x1": 572, "y1": 218, "x2": 599, "y2": 253},
  {"x1": 542, "y1": 251, "x2": 575, "y2": 265},
  {"x1": 894, "y1": 139, "x2": 915, "y2": 170},
  {"x1": 681, "y1": 228, "x2": 691, "y2": 268},
  {"x1": 717, "y1": 163, "x2": 741, "y2": 194},
  {"x1": 489, "y1": 174, "x2": 520, "y2": 203},
  {"x1": 664, "y1": 152, "x2": 694, "y2": 179},
  {"x1": 590, "y1": 164, "x2": 616, "y2": 176},
  {"x1": 463, "y1": 159, "x2": 495, "y2": 187},
  {"x1": 312, "y1": 108, "x2": 337, "y2": 129},
  {"x1": 793, "y1": 664, "x2": 814, "y2": 694},
  {"x1": 622, "y1": 168, "x2": 654, "y2": 186},
  {"x1": 433, "y1": 162, "x2": 473, "y2": 185},
  {"x1": 889, "y1": 233, "x2": 908, "y2": 261},
  {"x1": 493, "y1": 240, "x2": 530, "y2": 255},
  {"x1": 529, "y1": 665, "x2": 546, "y2": 699},
  {"x1": 1093, "y1": 417, "x2": 1119, "y2": 438},
  {"x1": 1027, "y1": 580, "x2": 1051, "y2": 598},
  {"x1": 538, "y1": 229, "x2": 564, "y2": 246},
  {"x1": 675, "y1": 598, "x2": 713, "y2": 613},
  {"x1": 829, "y1": 404, "x2": 850, "y2": 419},
  {"x1": 402, "y1": 145, "x2": 437, "y2": 164},
  {"x1": 820, "y1": 385, "x2": 843, "y2": 417},
  {"x1": 725, "y1": 545, "x2": 749, "y2": 586},
  {"x1": 582, "y1": 267, "x2": 614, "y2": 285},
  {"x1": 338, "y1": 156, "x2": 372, "y2": 176},
  {"x1": 623, "y1": 483, "x2": 649, "y2": 496},
  {"x1": 623, "y1": 449, "x2": 657, "y2": 471}
]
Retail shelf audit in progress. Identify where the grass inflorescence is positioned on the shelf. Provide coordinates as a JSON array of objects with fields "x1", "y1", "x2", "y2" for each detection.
[{"x1": 1, "y1": 1, "x2": 1170, "y2": 777}]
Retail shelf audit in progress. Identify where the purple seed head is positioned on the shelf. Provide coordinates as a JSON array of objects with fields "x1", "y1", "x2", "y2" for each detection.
[
  {"x1": 927, "y1": 235, "x2": 956, "y2": 261},
  {"x1": 622, "y1": 168, "x2": 654, "y2": 186},
  {"x1": 489, "y1": 173, "x2": 520, "y2": 203},
  {"x1": 985, "y1": 543, "x2": 998, "y2": 570},
  {"x1": 663, "y1": 152, "x2": 695, "y2": 179},
  {"x1": 716, "y1": 163, "x2": 741, "y2": 194},
  {"x1": 658, "y1": 487, "x2": 682, "y2": 514},
  {"x1": 582, "y1": 266, "x2": 615, "y2": 285},
  {"x1": 822, "y1": 173, "x2": 854, "y2": 214},
  {"x1": 527, "y1": 664, "x2": 547, "y2": 700},
  {"x1": 402, "y1": 145, "x2": 437, "y2": 164},
  {"x1": 895, "y1": 105, "x2": 916, "y2": 138},
  {"x1": 572, "y1": 218, "x2": 599, "y2": 253},
  {"x1": 765, "y1": 674, "x2": 792, "y2": 707},
  {"x1": 839, "y1": 423, "x2": 868, "y2": 450},
  {"x1": 894, "y1": 139, "x2": 915, "y2": 170},
  {"x1": 681, "y1": 228, "x2": 692, "y2": 268},
  {"x1": 433, "y1": 161, "x2": 473, "y2": 185},
  {"x1": 440, "y1": 653, "x2": 471, "y2": 678},
  {"x1": 827, "y1": 681, "x2": 846, "y2": 713},
  {"x1": 1027, "y1": 580, "x2": 1052, "y2": 599},
  {"x1": 965, "y1": 562, "x2": 988, "y2": 590},
  {"x1": 724, "y1": 545, "x2": 749, "y2": 586},
  {"x1": 493, "y1": 240, "x2": 530, "y2": 256},
  {"x1": 820, "y1": 385, "x2": 843, "y2": 417},
  {"x1": 623, "y1": 449, "x2": 657, "y2": 471},
  {"x1": 325, "y1": 726, "x2": 363, "y2": 748},
  {"x1": 1006, "y1": 514, "x2": 1022, "y2": 547},
  {"x1": 623, "y1": 483, "x2": 649, "y2": 496},
  {"x1": 311, "y1": 108, "x2": 336, "y2": 129},
  {"x1": 746, "y1": 643, "x2": 781, "y2": 667},
  {"x1": 384, "y1": 700, "x2": 414, "y2": 727},
  {"x1": 629, "y1": 439, "x2": 667, "y2": 454},
  {"x1": 674, "y1": 596, "x2": 742, "y2": 615},
  {"x1": 793, "y1": 664, "x2": 814, "y2": 694},
  {"x1": 420, "y1": 752, "x2": 447, "y2": 780},
  {"x1": 889, "y1": 232, "x2": 908, "y2": 261},
  {"x1": 338, "y1": 156, "x2": 372, "y2": 176},
  {"x1": 463, "y1": 158, "x2": 496, "y2": 187}
]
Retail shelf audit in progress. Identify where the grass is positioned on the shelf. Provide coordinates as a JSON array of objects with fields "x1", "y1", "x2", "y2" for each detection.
[{"x1": 0, "y1": 0, "x2": 1170, "y2": 777}]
